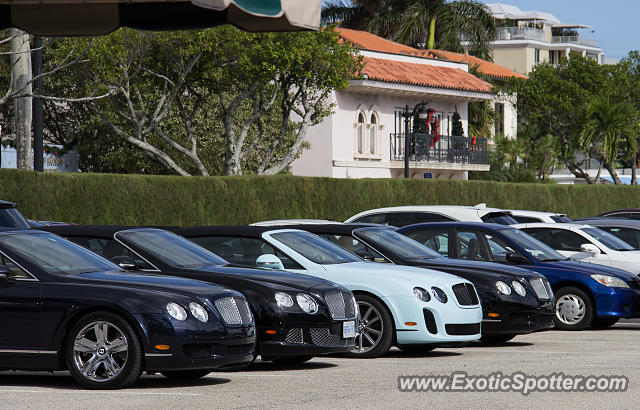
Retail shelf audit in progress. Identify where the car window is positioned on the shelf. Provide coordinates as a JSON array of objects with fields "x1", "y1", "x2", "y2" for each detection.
[
  {"x1": 0, "y1": 253, "x2": 31, "y2": 279},
  {"x1": 391, "y1": 212, "x2": 454, "y2": 227},
  {"x1": 523, "y1": 228, "x2": 585, "y2": 252},
  {"x1": 603, "y1": 213, "x2": 632, "y2": 219},
  {"x1": 600, "y1": 227, "x2": 640, "y2": 249},
  {"x1": 631, "y1": 213, "x2": 640, "y2": 221},
  {"x1": 551, "y1": 216, "x2": 572, "y2": 223},
  {"x1": 457, "y1": 231, "x2": 491, "y2": 261},
  {"x1": 482, "y1": 233, "x2": 523, "y2": 263},
  {"x1": 0, "y1": 208, "x2": 31, "y2": 229},
  {"x1": 512, "y1": 216, "x2": 542, "y2": 224},
  {"x1": 582, "y1": 227, "x2": 636, "y2": 251},
  {"x1": 69, "y1": 237, "x2": 154, "y2": 270},
  {"x1": 189, "y1": 236, "x2": 303, "y2": 269},
  {"x1": 351, "y1": 213, "x2": 389, "y2": 224},
  {"x1": 270, "y1": 231, "x2": 362, "y2": 265},
  {"x1": 403, "y1": 228, "x2": 450, "y2": 257},
  {"x1": 318, "y1": 234, "x2": 385, "y2": 260}
]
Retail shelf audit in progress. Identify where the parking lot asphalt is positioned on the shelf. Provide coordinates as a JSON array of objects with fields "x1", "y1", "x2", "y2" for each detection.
[{"x1": 2, "y1": 320, "x2": 640, "y2": 409}]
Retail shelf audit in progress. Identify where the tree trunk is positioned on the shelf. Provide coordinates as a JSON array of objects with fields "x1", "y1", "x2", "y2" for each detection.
[
  {"x1": 10, "y1": 29, "x2": 33, "y2": 170},
  {"x1": 604, "y1": 161, "x2": 623, "y2": 185},
  {"x1": 594, "y1": 162, "x2": 603, "y2": 184},
  {"x1": 427, "y1": 18, "x2": 436, "y2": 49},
  {"x1": 633, "y1": 151, "x2": 640, "y2": 185}
]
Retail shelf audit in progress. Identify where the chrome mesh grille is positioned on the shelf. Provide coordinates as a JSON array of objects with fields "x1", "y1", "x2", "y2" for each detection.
[
  {"x1": 530, "y1": 278, "x2": 551, "y2": 300},
  {"x1": 310, "y1": 328, "x2": 353, "y2": 347},
  {"x1": 284, "y1": 328, "x2": 304, "y2": 344},
  {"x1": 452, "y1": 283, "x2": 479, "y2": 306},
  {"x1": 214, "y1": 296, "x2": 253, "y2": 326},
  {"x1": 325, "y1": 291, "x2": 356, "y2": 320}
]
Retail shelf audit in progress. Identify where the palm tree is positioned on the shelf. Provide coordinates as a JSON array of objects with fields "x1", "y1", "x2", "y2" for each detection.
[
  {"x1": 324, "y1": 1, "x2": 496, "y2": 60},
  {"x1": 577, "y1": 96, "x2": 639, "y2": 185}
]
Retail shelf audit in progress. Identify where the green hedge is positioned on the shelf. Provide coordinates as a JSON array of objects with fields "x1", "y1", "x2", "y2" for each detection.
[{"x1": 1, "y1": 169, "x2": 639, "y2": 225}]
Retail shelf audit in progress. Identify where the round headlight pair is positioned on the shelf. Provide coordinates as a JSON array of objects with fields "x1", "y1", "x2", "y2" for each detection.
[
  {"x1": 496, "y1": 281, "x2": 527, "y2": 297},
  {"x1": 413, "y1": 287, "x2": 431, "y2": 302},
  {"x1": 166, "y1": 302, "x2": 209, "y2": 322},
  {"x1": 274, "y1": 292, "x2": 318, "y2": 314}
]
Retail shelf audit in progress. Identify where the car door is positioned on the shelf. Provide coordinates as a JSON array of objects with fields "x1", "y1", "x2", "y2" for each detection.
[
  {"x1": 402, "y1": 227, "x2": 453, "y2": 257},
  {"x1": 448, "y1": 229, "x2": 528, "y2": 264},
  {"x1": 0, "y1": 253, "x2": 42, "y2": 358}
]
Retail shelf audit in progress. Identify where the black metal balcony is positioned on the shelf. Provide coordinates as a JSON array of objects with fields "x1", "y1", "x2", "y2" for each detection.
[{"x1": 390, "y1": 133, "x2": 488, "y2": 165}]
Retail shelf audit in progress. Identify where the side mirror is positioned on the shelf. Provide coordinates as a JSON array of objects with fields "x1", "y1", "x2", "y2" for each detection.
[
  {"x1": 580, "y1": 244, "x2": 601, "y2": 255},
  {"x1": 256, "y1": 254, "x2": 284, "y2": 270},
  {"x1": 0, "y1": 265, "x2": 10, "y2": 288},
  {"x1": 506, "y1": 252, "x2": 530, "y2": 265},
  {"x1": 111, "y1": 256, "x2": 139, "y2": 271}
]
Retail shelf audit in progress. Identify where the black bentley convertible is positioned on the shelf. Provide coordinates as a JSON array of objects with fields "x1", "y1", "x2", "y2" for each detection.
[
  {"x1": 250, "y1": 224, "x2": 557, "y2": 344},
  {"x1": 41, "y1": 226, "x2": 358, "y2": 364},
  {"x1": 0, "y1": 230, "x2": 255, "y2": 389}
]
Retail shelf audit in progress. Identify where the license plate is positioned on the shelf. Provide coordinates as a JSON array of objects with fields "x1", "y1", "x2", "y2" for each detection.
[{"x1": 343, "y1": 320, "x2": 356, "y2": 338}]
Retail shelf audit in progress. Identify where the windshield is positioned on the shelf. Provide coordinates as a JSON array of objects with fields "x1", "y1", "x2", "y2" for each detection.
[
  {"x1": 355, "y1": 228, "x2": 441, "y2": 260},
  {"x1": 0, "y1": 208, "x2": 31, "y2": 229},
  {"x1": 482, "y1": 214, "x2": 518, "y2": 225},
  {"x1": 270, "y1": 231, "x2": 362, "y2": 265},
  {"x1": 551, "y1": 215, "x2": 572, "y2": 223},
  {"x1": 0, "y1": 232, "x2": 120, "y2": 275},
  {"x1": 500, "y1": 228, "x2": 567, "y2": 262},
  {"x1": 583, "y1": 227, "x2": 636, "y2": 251},
  {"x1": 117, "y1": 230, "x2": 228, "y2": 269}
]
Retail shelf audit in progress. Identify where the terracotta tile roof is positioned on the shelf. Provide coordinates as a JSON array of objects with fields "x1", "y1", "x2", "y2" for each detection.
[
  {"x1": 404, "y1": 49, "x2": 527, "y2": 80},
  {"x1": 361, "y1": 57, "x2": 492, "y2": 93},
  {"x1": 335, "y1": 27, "x2": 525, "y2": 80}
]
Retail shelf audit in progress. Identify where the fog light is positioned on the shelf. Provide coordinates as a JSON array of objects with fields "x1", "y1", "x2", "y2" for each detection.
[
  {"x1": 265, "y1": 330, "x2": 277, "y2": 335},
  {"x1": 155, "y1": 344, "x2": 171, "y2": 350},
  {"x1": 405, "y1": 322, "x2": 417, "y2": 326},
  {"x1": 488, "y1": 313, "x2": 500, "y2": 318}
]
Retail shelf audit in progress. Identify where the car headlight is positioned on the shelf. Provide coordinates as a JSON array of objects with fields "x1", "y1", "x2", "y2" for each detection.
[
  {"x1": 296, "y1": 293, "x2": 318, "y2": 314},
  {"x1": 431, "y1": 287, "x2": 448, "y2": 303},
  {"x1": 512, "y1": 281, "x2": 526, "y2": 297},
  {"x1": 496, "y1": 281, "x2": 512, "y2": 295},
  {"x1": 166, "y1": 302, "x2": 187, "y2": 321},
  {"x1": 591, "y1": 274, "x2": 630, "y2": 288},
  {"x1": 189, "y1": 302, "x2": 209, "y2": 323},
  {"x1": 413, "y1": 287, "x2": 431, "y2": 302},
  {"x1": 275, "y1": 292, "x2": 294, "y2": 308}
]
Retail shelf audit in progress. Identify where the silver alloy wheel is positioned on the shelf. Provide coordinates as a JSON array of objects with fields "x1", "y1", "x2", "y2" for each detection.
[
  {"x1": 354, "y1": 301, "x2": 384, "y2": 354},
  {"x1": 556, "y1": 294, "x2": 586, "y2": 325},
  {"x1": 72, "y1": 321, "x2": 129, "y2": 383}
]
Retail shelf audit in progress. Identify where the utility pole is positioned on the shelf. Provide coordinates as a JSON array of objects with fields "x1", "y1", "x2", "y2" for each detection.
[{"x1": 33, "y1": 35, "x2": 44, "y2": 172}]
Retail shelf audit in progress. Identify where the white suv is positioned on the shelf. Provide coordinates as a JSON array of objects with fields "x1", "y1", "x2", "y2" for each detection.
[
  {"x1": 508, "y1": 210, "x2": 572, "y2": 224},
  {"x1": 345, "y1": 204, "x2": 517, "y2": 227}
]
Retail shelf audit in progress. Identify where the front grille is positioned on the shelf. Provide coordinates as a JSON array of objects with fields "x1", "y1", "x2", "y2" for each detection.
[
  {"x1": 325, "y1": 291, "x2": 356, "y2": 319},
  {"x1": 445, "y1": 323, "x2": 481, "y2": 336},
  {"x1": 214, "y1": 296, "x2": 253, "y2": 326},
  {"x1": 423, "y1": 309, "x2": 438, "y2": 334},
  {"x1": 452, "y1": 283, "x2": 479, "y2": 306},
  {"x1": 183, "y1": 343, "x2": 213, "y2": 359},
  {"x1": 184, "y1": 342, "x2": 254, "y2": 359},
  {"x1": 284, "y1": 328, "x2": 304, "y2": 344},
  {"x1": 530, "y1": 278, "x2": 551, "y2": 300},
  {"x1": 309, "y1": 328, "x2": 353, "y2": 347}
]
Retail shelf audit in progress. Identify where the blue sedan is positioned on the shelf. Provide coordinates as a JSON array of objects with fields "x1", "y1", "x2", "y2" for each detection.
[{"x1": 397, "y1": 222, "x2": 640, "y2": 331}]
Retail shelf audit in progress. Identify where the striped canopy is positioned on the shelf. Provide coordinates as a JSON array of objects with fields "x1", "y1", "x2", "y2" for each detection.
[{"x1": 0, "y1": 0, "x2": 321, "y2": 36}]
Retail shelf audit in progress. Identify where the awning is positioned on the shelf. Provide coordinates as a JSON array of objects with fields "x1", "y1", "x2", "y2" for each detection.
[{"x1": 0, "y1": 0, "x2": 322, "y2": 36}]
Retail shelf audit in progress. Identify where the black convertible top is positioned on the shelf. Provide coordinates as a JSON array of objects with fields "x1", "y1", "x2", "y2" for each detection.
[{"x1": 37, "y1": 225, "x2": 175, "y2": 238}]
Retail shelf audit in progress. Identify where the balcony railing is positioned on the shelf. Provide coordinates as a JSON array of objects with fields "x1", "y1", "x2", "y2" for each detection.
[
  {"x1": 496, "y1": 27, "x2": 545, "y2": 42},
  {"x1": 390, "y1": 133, "x2": 488, "y2": 165},
  {"x1": 551, "y1": 35, "x2": 598, "y2": 47}
]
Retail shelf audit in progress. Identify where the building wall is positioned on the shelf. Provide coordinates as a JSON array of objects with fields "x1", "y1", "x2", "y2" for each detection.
[
  {"x1": 292, "y1": 89, "x2": 471, "y2": 179},
  {"x1": 492, "y1": 48, "x2": 531, "y2": 75}
]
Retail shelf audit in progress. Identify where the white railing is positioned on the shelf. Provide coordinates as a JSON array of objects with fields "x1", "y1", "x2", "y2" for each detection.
[
  {"x1": 551, "y1": 35, "x2": 598, "y2": 47},
  {"x1": 496, "y1": 27, "x2": 545, "y2": 41}
]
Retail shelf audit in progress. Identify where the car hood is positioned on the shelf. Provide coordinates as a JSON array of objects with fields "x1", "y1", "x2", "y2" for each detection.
[
  {"x1": 323, "y1": 262, "x2": 470, "y2": 287},
  {"x1": 536, "y1": 260, "x2": 639, "y2": 281},
  {"x1": 194, "y1": 264, "x2": 340, "y2": 292},
  {"x1": 74, "y1": 270, "x2": 238, "y2": 299}
]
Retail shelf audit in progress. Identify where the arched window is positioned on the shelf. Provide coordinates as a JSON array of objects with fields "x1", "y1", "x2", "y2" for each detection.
[
  {"x1": 369, "y1": 114, "x2": 377, "y2": 155},
  {"x1": 357, "y1": 113, "x2": 365, "y2": 154}
]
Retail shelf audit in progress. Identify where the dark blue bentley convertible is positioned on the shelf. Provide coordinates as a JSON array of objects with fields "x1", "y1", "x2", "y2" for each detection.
[{"x1": 397, "y1": 222, "x2": 640, "y2": 331}]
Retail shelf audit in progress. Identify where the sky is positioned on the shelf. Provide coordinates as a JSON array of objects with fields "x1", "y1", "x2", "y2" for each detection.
[
  {"x1": 322, "y1": 1, "x2": 640, "y2": 61},
  {"x1": 478, "y1": 1, "x2": 639, "y2": 60}
]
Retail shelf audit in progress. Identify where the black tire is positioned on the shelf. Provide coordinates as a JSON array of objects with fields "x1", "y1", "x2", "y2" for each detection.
[
  {"x1": 270, "y1": 355, "x2": 314, "y2": 365},
  {"x1": 65, "y1": 311, "x2": 142, "y2": 389},
  {"x1": 554, "y1": 286, "x2": 594, "y2": 331},
  {"x1": 344, "y1": 294, "x2": 394, "y2": 358},
  {"x1": 397, "y1": 344, "x2": 437, "y2": 353},
  {"x1": 591, "y1": 317, "x2": 619, "y2": 329},
  {"x1": 480, "y1": 334, "x2": 517, "y2": 344},
  {"x1": 161, "y1": 370, "x2": 212, "y2": 380}
]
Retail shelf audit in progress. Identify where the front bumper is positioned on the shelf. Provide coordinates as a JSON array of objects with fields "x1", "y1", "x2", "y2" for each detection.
[
  {"x1": 594, "y1": 287, "x2": 640, "y2": 318},
  {"x1": 478, "y1": 290, "x2": 555, "y2": 335},
  {"x1": 135, "y1": 313, "x2": 256, "y2": 372}
]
